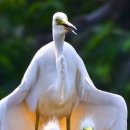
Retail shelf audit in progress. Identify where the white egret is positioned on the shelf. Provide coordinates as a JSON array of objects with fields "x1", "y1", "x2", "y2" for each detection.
[{"x1": 0, "y1": 12, "x2": 127, "y2": 130}]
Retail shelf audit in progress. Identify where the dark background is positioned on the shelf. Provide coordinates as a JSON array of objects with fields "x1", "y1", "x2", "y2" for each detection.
[{"x1": 0, "y1": 0, "x2": 129, "y2": 128}]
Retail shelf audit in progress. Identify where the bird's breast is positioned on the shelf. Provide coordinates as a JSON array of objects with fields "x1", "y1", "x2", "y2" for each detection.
[
  {"x1": 37, "y1": 77, "x2": 77, "y2": 118},
  {"x1": 37, "y1": 87, "x2": 77, "y2": 118},
  {"x1": 36, "y1": 54, "x2": 77, "y2": 118}
]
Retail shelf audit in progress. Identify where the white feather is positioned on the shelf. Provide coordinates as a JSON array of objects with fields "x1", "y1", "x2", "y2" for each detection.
[
  {"x1": 80, "y1": 118, "x2": 95, "y2": 130},
  {"x1": 43, "y1": 120, "x2": 60, "y2": 130}
]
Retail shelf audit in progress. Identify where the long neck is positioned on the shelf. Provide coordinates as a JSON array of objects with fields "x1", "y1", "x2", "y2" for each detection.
[
  {"x1": 53, "y1": 31, "x2": 65, "y2": 58},
  {"x1": 53, "y1": 30, "x2": 67, "y2": 101}
]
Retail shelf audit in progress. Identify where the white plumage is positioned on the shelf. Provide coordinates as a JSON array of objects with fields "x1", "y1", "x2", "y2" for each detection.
[
  {"x1": 0, "y1": 12, "x2": 127, "y2": 130},
  {"x1": 80, "y1": 118, "x2": 95, "y2": 130},
  {"x1": 43, "y1": 119, "x2": 60, "y2": 130}
]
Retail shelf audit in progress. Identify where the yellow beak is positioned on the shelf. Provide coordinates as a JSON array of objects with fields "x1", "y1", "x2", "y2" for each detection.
[
  {"x1": 83, "y1": 127, "x2": 94, "y2": 130},
  {"x1": 61, "y1": 19, "x2": 77, "y2": 35}
]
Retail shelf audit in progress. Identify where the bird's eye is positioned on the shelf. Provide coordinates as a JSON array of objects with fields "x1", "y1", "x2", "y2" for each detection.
[{"x1": 56, "y1": 19, "x2": 59, "y2": 23}]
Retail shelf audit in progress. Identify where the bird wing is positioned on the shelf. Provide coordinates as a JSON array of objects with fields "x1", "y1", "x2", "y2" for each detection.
[
  {"x1": 71, "y1": 55, "x2": 127, "y2": 130},
  {"x1": 0, "y1": 58, "x2": 39, "y2": 130}
]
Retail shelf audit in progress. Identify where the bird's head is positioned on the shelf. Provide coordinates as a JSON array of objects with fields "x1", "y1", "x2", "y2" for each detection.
[
  {"x1": 53, "y1": 12, "x2": 77, "y2": 35},
  {"x1": 80, "y1": 118, "x2": 94, "y2": 130}
]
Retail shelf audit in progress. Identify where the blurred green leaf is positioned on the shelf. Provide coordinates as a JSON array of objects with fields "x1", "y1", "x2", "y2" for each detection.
[{"x1": 123, "y1": 39, "x2": 130, "y2": 52}]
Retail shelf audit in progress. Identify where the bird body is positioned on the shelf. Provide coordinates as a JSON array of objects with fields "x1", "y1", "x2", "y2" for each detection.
[
  {"x1": 31, "y1": 42, "x2": 78, "y2": 118},
  {"x1": 0, "y1": 12, "x2": 127, "y2": 130}
]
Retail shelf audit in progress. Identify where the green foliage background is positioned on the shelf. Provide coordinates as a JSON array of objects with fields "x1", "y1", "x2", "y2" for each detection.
[{"x1": 0, "y1": 0, "x2": 129, "y2": 128}]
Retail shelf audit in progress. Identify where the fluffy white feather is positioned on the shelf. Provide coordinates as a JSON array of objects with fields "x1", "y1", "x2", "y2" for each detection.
[
  {"x1": 80, "y1": 118, "x2": 94, "y2": 130},
  {"x1": 43, "y1": 120, "x2": 60, "y2": 130}
]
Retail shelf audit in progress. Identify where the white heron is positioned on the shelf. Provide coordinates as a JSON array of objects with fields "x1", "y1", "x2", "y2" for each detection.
[{"x1": 0, "y1": 12, "x2": 127, "y2": 130}]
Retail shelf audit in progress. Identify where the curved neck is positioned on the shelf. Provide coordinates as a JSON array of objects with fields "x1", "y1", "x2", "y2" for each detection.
[{"x1": 53, "y1": 31, "x2": 65, "y2": 58}]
